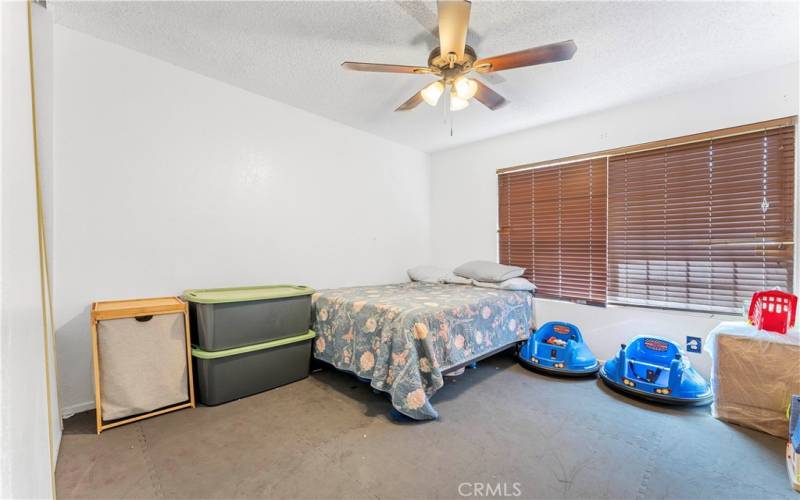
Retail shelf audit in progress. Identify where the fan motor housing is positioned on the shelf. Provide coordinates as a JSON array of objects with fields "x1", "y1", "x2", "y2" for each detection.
[{"x1": 428, "y1": 45, "x2": 477, "y2": 78}]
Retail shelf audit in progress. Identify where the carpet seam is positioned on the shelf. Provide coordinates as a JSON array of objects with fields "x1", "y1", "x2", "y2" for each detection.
[
  {"x1": 634, "y1": 426, "x2": 664, "y2": 500},
  {"x1": 136, "y1": 423, "x2": 164, "y2": 499}
]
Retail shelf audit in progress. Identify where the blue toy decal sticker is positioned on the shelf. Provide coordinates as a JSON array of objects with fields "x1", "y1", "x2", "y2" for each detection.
[{"x1": 644, "y1": 338, "x2": 668, "y2": 352}]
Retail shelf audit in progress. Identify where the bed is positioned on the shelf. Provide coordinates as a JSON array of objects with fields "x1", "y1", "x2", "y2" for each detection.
[{"x1": 311, "y1": 282, "x2": 534, "y2": 419}]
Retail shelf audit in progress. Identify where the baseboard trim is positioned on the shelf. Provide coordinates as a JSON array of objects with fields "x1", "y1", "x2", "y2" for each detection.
[{"x1": 61, "y1": 400, "x2": 95, "y2": 418}]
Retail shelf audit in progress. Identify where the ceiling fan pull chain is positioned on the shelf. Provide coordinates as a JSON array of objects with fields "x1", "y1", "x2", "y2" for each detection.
[
  {"x1": 443, "y1": 87, "x2": 448, "y2": 124},
  {"x1": 449, "y1": 97, "x2": 455, "y2": 136}
]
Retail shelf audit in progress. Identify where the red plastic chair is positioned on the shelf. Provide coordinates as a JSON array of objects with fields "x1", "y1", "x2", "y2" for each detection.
[{"x1": 748, "y1": 290, "x2": 798, "y2": 334}]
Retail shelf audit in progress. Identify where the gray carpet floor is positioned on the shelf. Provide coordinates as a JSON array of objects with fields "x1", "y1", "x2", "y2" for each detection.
[{"x1": 56, "y1": 351, "x2": 793, "y2": 499}]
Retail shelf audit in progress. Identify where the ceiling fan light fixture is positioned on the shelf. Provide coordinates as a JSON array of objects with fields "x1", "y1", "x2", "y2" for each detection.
[
  {"x1": 342, "y1": 0, "x2": 576, "y2": 117},
  {"x1": 453, "y1": 76, "x2": 478, "y2": 100},
  {"x1": 421, "y1": 80, "x2": 445, "y2": 106},
  {"x1": 449, "y1": 92, "x2": 469, "y2": 111}
]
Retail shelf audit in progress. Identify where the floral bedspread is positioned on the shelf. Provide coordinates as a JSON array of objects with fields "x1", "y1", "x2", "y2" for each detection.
[{"x1": 312, "y1": 282, "x2": 534, "y2": 420}]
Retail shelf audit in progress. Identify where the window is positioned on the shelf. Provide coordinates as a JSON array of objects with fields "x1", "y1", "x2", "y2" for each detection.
[
  {"x1": 497, "y1": 119, "x2": 795, "y2": 314},
  {"x1": 498, "y1": 158, "x2": 607, "y2": 304},
  {"x1": 608, "y1": 127, "x2": 794, "y2": 313}
]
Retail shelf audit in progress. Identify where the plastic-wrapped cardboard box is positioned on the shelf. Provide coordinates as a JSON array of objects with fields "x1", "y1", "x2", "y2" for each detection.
[{"x1": 706, "y1": 322, "x2": 800, "y2": 437}]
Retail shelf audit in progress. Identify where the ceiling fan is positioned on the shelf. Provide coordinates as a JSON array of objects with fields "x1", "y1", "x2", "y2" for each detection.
[{"x1": 342, "y1": 0, "x2": 577, "y2": 113}]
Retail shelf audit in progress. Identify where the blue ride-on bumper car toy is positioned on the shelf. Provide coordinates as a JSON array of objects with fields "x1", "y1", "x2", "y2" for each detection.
[
  {"x1": 599, "y1": 336, "x2": 712, "y2": 406},
  {"x1": 517, "y1": 321, "x2": 599, "y2": 376}
]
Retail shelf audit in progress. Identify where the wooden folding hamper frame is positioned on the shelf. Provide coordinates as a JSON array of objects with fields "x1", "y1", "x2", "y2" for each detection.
[{"x1": 91, "y1": 296, "x2": 195, "y2": 433}]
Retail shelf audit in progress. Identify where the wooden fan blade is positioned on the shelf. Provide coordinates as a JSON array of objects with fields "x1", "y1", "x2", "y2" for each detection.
[
  {"x1": 473, "y1": 80, "x2": 507, "y2": 110},
  {"x1": 395, "y1": 91, "x2": 425, "y2": 112},
  {"x1": 437, "y1": 0, "x2": 471, "y2": 63},
  {"x1": 474, "y1": 40, "x2": 577, "y2": 73},
  {"x1": 342, "y1": 62, "x2": 433, "y2": 74}
]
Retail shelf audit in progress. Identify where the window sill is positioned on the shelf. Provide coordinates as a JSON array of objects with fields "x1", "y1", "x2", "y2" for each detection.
[{"x1": 532, "y1": 296, "x2": 743, "y2": 321}]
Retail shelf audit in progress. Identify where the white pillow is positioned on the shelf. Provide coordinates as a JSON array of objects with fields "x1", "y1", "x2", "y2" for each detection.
[
  {"x1": 473, "y1": 277, "x2": 536, "y2": 291},
  {"x1": 407, "y1": 266, "x2": 451, "y2": 283},
  {"x1": 444, "y1": 274, "x2": 472, "y2": 285},
  {"x1": 454, "y1": 260, "x2": 526, "y2": 282},
  {"x1": 408, "y1": 266, "x2": 473, "y2": 285}
]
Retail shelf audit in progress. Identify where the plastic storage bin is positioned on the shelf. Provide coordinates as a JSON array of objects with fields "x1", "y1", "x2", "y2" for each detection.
[
  {"x1": 748, "y1": 290, "x2": 798, "y2": 334},
  {"x1": 184, "y1": 285, "x2": 314, "y2": 351},
  {"x1": 192, "y1": 330, "x2": 315, "y2": 405}
]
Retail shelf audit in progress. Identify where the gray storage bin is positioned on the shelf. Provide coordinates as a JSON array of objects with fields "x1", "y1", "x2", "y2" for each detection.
[
  {"x1": 192, "y1": 330, "x2": 314, "y2": 406},
  {"x1": 184, "y1": 285, "x2": 314, "y2": 351}
]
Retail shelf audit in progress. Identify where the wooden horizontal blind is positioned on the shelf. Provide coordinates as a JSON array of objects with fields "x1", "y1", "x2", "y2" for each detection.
[
  {"x1": 499, "y1": 158, "x2": 607, "y2": 304},
  {"x1": 608, "y1": 126, "x2": 794, "y2": 313}
]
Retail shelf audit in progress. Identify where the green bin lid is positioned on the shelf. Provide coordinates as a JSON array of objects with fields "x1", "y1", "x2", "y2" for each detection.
[
  {"x1": 192, "y1": 330, "x2": 316, "y2": 359},
  {"x1": 183, "y1": 284, "x2": 315, "y2": 304}
]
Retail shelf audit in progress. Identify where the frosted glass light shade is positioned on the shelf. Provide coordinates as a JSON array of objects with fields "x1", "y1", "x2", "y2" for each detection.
[
  {"x1": 421, "y1": 81, "x2": 445, "y2": 106},
  {"x1": 449, "y1": 92, "x2": 469, "y2": 111},
  {"x1": 453, "y1": 77, "x2": 478, "y2": 100}
]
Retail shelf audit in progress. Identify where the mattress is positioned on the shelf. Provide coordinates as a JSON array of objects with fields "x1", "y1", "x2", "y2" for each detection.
[{"x1": 312, "y1": 282, "x2": 534, "y2": 419}]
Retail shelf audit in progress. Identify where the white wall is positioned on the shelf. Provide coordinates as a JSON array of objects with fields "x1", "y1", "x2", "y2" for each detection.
[
  {"x1": 48, "y1": 22, "x2": 800, "y2": 410},
  {"x1": 53, "y1": 26, "x2": 432, "y2": 414},
  {"x1": 1, "y1": 1, "x2": 59, "y2": 497},
  {"x1": 430, "y1": 63, "x2": 800, "y2": 377}
]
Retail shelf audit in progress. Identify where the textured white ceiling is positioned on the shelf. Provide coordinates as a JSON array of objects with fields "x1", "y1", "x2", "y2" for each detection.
[{"x1": 52, "y1": 1, "x2": 799, "y2": 152}]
